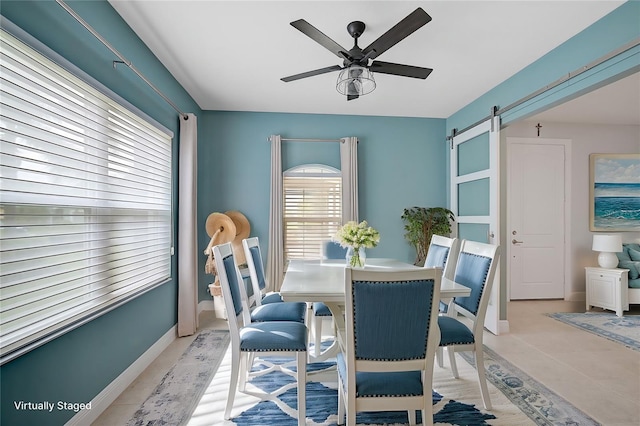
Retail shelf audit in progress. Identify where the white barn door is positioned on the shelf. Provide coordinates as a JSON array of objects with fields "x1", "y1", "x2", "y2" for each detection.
[{"x1": 450, "y1": 116, "x2": 502, "y2": 335}]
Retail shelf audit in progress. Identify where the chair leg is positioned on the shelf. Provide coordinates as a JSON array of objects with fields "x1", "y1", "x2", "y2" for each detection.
[
  {"x1": 297, "y1": 352, "x2": 307, "y2": 426},
  {"x1": 224, "y1": 348, "x2": 241, "y2": 420},
  {"x1": 436, "y1": 347, "x2": 444, "y2": 368},
  {"x1": 314, "y1": 314, "x2": 323, "y2": 357},
  {"x1": 448, "y1": 345, "x2": 459, "y2": 379},
  {"x1": 238, "y1": 352, "x2": 249, "y2": 391},
  {"x1": 474, "y1": 343, "x2": 492, "y2": 410},
  {"x1": 407, "y1": 409, "x2": 416, "y2": 425},
  {"x1": 423, "y1": 402, "x2": 434, "y2": 426},
  {"x1": 346, "y1": 384, "x2": 356, "y2": 426},
  {"x1": 347, "y1": 407, "x2": 356, "y2": 426},
  {"x1": 337, "y1": 382, "x2": 345, "y2": 425},
  {"x1": 423, "y1": 368, "x2": 434, "y2": 426}
]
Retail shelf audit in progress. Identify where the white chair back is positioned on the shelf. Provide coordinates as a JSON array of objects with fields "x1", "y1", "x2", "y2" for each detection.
[
  {"x1": 438, "y1": 239, "x2": 500, "y2": 410},
  {"x1": 448, "y1": 240, "x2": 500, "y2": 330},
  {"x1": 338, "y1": 266, "x2": 442, "y2": 426},
  {"x1": 213, "y1": 242, "x2": 252, "y2": 334},
  {"x1": 424, "y1": 235, "x2": 460, "y2": 281},
  {"x1": 242, "y1": 237, "x2": 269, "y2": 306}
]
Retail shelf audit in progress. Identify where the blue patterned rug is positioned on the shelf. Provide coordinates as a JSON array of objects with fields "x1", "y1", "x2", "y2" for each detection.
[
  {"x1": 233, "y1": 359, "x2": 498, "y2": 426},
  {"x1": 229, "y1": 344, "x2": 599, "y2": 426},
  {"x1": 459, "y1": 346, "x2": 599, "y2": 426},
  {"x1": 547, "y1": 312, "x2": 640, "y2": 352},
  {"x1": 133, "y1": 330, "x2": 599, "y2": 426}
]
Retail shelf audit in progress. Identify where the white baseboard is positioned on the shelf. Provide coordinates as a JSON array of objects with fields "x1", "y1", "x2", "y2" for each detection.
[
  {"x1": 566, "y1": 291, "x2": 586, "y2": 302},
  {"x1": 199, "y1": 299, "x2": 215, "y2": 313},
  {"x1": 497, "y1": 319, "x2": 510, "y2": 335},
  {"x1": 65, "y1": 325, "x2": 177, "y2": 426},
  {"x1": 199, "y1": 297, "x2": 227, "y2": 319}
]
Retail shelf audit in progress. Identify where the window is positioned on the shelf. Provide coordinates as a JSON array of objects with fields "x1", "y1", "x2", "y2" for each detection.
[
  {"x1": 0, "y1": 28, "x2": 173, "y2": 363},
  {"x1": 283, "y1": 165, "x2": 342, "y2": 260}
]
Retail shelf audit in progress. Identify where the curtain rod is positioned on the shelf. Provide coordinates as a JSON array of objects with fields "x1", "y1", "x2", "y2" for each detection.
[
  {"x1": 267, "y1": 137, "x2": 343, "y2": 142},
  {"x1": 56, "y1": 0, "x2": 188, "y2": 120},
  {"x1": 448, "y1": 37, "x2": 640, "y2": 139}
]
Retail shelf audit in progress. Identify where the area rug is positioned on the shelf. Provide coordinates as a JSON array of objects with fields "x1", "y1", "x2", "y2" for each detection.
[
  {"x1": 127, "y1": 329, "x2": 231, "y2": 426},
  {"x1": 459, "y1": 346, "x2": 599, "y2": 426},
  {"x1": 221, "y1": 344, "x2": 598, "y2": 426},
  {"x1": 547, "y1": 312, "x2": 640, "y2": 352}
]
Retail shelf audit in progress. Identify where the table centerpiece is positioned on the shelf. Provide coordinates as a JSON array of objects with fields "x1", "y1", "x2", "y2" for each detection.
[{"x1": 335, "y1": 220, "x2": 380, "y2": 267}]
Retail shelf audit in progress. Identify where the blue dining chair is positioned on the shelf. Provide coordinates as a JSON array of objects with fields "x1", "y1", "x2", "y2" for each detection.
[
  {"x1": 243, "y1": 236, "x2": 284, "y2": 305},
  {"x1": 437, "y1": 240, "x2": 500, "y2": 410},
  {"x1": 337, "y1": 266, "x2": 442, "y2": 426},
  {"x1": 213, "y1": 242, "x2": 308, "y2": 425},
  {"x1": 423, "y1": 234, "x2": 460, "y2": 313},
  {"x1": 242, "y1": 237, "x2": 306, "y2": 323},
  {"x1": 312, "y1": 241, "x2": 348, "y2": 356}
]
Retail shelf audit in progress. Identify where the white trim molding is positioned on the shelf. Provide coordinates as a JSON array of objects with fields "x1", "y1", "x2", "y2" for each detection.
[{"x1": 66, "y1": 326, "x2": 177, "y2": 425}]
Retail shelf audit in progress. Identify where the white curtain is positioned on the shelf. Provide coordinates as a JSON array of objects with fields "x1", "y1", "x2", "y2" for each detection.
[
  {"x1": 177, "y1": 113, "x2": 198, "y2": 337},
  {"x1": 340, "y1": 136, "x2": 359, "y2": 222},
  {"x1": 267, "y1": 135, "x2": 284, "y2": 291}
]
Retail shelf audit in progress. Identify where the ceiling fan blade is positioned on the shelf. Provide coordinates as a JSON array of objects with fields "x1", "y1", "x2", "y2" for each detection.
[
  {"x1": 362, "y1": 8, "x2": 432, "y2": 60},
  {"x1": 281, "y1": 65, "x2": 342, "y2": 82},
  {"x1": 290, "y1": 19, "x2": 350, "y2": 58},
  {"x1": 369, "y1": 61, "x2": 433, "y2": 79}
]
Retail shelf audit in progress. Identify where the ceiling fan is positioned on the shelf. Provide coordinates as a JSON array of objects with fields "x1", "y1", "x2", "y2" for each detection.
[{"x1": 281, "y1": 7, "x2": 433, "y2": 101}]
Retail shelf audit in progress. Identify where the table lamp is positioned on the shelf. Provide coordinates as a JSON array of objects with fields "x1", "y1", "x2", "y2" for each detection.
[{"x1": 592, "y1": 234, "x2": 622, "y2": 269}]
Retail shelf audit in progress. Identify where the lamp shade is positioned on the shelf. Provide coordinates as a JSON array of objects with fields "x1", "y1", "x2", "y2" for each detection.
[
  {"x1": 336, "y1": 65, "x2": 375, "y2": 96},
  {"x1": 592, "y1": 234, "x2": 622, "y2": 252},
  {"x1": 592, "y1": 234, "x2": 622, "y2": 269}
]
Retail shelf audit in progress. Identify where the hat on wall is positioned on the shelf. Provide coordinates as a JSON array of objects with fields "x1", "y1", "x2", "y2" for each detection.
[
  {"x1": 204, "y1": 212, "x2": 236, "y2": 249},
  {"x1": 225, "y1": 210, "x2": 251, "y2": 240},
  {"x1": 225, "y1": 210, "x2": 251, "y2": 265},
  {"x1": 203, "y1": 212, "x2": 236, "y2": 275}
]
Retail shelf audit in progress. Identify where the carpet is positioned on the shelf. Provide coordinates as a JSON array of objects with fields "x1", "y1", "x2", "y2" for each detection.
[
  {"x1": 214, "y1": 343, "x2": 599, "y2": 426},
  {"x1": 127, "y1": 329, "x2": 231, "y2": 426},
  {"x1": 547, "y1": 312, "x2": 640, "y2": 352},
  {"x1": 459, "y1": 346, "x2": 599, "y2": 426}
]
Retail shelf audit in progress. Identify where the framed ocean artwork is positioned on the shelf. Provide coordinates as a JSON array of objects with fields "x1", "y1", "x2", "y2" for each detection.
[{"x1": 589, "y1": 153, "x2": 640, "y2": 231}]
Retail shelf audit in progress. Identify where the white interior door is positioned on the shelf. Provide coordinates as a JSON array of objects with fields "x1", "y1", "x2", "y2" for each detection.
[
  {"x1": 508, "y1": 139, "x2": 566, "y2": 299},
  {"x1": 450, "y1": 116, "x2": 501, "y2": 335}
]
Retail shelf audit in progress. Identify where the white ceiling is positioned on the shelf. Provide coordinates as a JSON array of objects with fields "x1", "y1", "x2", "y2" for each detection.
[{"x1": 109, "y1": 1, "x2": 627, "y2": 119}]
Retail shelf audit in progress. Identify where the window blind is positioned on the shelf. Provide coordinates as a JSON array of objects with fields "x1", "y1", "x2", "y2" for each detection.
[
  {"x1": 283, "y1": 165, "x2": 342, "y2": 260},
  {"x1": 0, "y1": 29, "x2": 173, "y2": 363}
]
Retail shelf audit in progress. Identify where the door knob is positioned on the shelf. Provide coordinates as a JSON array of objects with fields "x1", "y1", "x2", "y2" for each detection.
[{"x1": 512, "y1": 239, "x2": 523, "y2": 245}]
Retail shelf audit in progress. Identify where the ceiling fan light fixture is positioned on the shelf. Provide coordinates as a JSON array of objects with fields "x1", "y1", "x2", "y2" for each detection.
[{"x1": 336, "y1": 65, "x2": 375, "y2": 96}]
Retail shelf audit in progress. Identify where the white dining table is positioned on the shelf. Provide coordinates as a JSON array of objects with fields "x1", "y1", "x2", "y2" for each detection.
[{"x1": 279, "y1": 258, "x2": 472, "y2": 363}]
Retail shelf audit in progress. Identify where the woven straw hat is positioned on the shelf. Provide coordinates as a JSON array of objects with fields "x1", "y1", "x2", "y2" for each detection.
[
  {"x1": 225, "y1": 210, "x2": 251, "y2": 265},
  {"x1": 225, "y1": 210, "x2": 250, "y2": 239},
  {"x1": 205, "y1": 212, "x2": 236, "y2": 243}
]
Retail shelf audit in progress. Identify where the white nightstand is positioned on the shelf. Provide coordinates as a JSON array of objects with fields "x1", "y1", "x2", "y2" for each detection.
[{"x1": 585, "y1": 267, "x2": 629, "y2": 317}]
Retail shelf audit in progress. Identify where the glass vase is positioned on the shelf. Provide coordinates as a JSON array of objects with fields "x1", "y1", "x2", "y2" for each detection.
[{"x1": 346, "y1": 246, "x2": 366, "y2": 268}]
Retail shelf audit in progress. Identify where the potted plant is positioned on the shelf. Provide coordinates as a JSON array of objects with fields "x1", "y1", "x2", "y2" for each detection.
[{"x1": 401, "y1": 207, "x2": 455, "y2": 266}]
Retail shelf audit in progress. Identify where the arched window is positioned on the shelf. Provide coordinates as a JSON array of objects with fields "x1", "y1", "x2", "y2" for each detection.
[{"x1": 283, "y1": 165, "x2": 342, "y2": 260}]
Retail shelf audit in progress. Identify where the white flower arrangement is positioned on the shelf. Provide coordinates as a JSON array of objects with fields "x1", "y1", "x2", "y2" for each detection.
[
  {"x1": 335, "y1": 220, "x2": 380, "y2": 249},
  {"x1": 335, "y1": 221, "x2": 380, "y2": 267}
]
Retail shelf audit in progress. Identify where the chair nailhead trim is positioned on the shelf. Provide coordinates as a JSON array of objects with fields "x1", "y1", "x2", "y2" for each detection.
[{"x1": 352, "y1": 279, "x2": 432, "y2": 361}]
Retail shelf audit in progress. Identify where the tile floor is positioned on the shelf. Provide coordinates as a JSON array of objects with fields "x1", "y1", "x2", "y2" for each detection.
[{"x1": 93, "y1": 300, "x2": 640, "y2": 426}]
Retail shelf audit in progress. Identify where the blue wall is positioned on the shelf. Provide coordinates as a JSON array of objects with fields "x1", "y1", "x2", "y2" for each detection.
[
  {"x1": 0, "y1": 1, "x2": 201, "y2": 425},
  {"x1": 197, "y1": 111, "x2": 447, "y2": 301}
]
